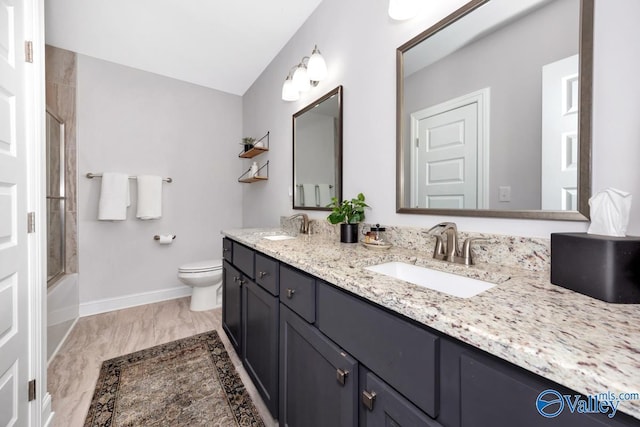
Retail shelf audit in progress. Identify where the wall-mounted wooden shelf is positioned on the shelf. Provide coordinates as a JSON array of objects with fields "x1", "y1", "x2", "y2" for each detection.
[
  {"x1": 238, "y1": 132, "x2": 269, "y2": 158},
  {"x1": 239, "y1": 146, "x2": 268, "y2": 158},
  {"x1": 238, "y1": 176, "x2": 269, "y2": 183},
  {"x1": 238, "y1": 160, "x2": 269, "y2": 183}
]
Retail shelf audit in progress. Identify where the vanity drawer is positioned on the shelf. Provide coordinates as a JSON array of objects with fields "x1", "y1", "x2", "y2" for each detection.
[
  {"x1": 232, "y1": 241, "x2": 254, "y2": 279},
  {"x1": 255, "y1": 253, "x2": 279, "y2": 296},
  {"x1": 222, "y1": 238, "x2": 233, "y2": 262},
  {"x1": 317, "y1": 282, "x2": 440, "y2": 418},
  {"x1": 279, "y1": 265, "x2": 316, "y2": 323}
]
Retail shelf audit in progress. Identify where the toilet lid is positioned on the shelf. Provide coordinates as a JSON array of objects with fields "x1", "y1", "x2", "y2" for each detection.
[{"x1": 179, "y1": 259, "x2": 223, "y2": 273}]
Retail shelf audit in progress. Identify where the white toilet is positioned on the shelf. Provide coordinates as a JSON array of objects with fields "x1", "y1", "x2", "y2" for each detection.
[{"x1": 177, "y1": 259, "x2": 223, "y2": 311}]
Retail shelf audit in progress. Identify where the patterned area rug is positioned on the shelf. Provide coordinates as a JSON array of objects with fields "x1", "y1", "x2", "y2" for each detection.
[{"x1": 84, "y1": 330, "x2": 265, "y2": 426}]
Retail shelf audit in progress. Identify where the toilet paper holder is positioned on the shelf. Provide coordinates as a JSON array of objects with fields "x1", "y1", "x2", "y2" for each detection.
[{"x1": 154, "y1": 234, "x2": 176, "y2": 241}]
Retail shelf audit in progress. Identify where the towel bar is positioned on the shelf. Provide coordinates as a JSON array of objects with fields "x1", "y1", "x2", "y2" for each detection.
[{"x1": 86, "y1": 173, "x2": 173, "y2": 183}]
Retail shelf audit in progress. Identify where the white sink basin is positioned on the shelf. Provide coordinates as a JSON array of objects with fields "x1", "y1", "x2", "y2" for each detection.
[
  {"x1": 365, "y1": 262, "x2": 496, "y2": 298},
  {"x1": 262, "y1": 235, "x2": 296, "y2": 241}
]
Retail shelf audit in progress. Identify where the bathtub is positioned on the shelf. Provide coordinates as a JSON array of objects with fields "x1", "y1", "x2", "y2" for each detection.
[{"x1": 47, "y1": 273, "x2": 79, "y2": 362}]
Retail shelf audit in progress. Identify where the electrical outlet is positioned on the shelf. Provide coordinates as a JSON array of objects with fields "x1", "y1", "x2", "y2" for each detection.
[{"x1": 499, "y1": 186, "x2": 511, "y2": 202}]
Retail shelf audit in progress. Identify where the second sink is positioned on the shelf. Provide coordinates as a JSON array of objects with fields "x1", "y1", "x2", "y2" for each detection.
[{"x1": 365, "y1": 262, "x2": 496, "y2": 298}]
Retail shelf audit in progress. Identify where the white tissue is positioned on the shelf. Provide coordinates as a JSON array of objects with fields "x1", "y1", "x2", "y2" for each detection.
[
  {"x1": 157, "y1": 234, "x2": 175, "y2": 245},
  {"x1": 587, "y1": 188, "x2": 632, "y2": 237}
]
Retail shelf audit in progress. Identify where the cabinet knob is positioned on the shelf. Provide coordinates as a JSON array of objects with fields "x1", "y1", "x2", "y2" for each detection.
[
  {"x1": 362, "y1": 390, "x2": 377, "y2": 411},
  {"x1": 286, "y1": 288, "x2": 296, "y2": 299},
  {"x1": 336, "y1": 368, "x2": 349, "y2": 386},
  {"x1": 223, "y1": 248, "x2": 229, "y2": 252},
  {"x1": 239, "y1": 279, "x2": 246, "y2": 285},
  {"x1": 233, "y1": 276, "x2": 240, "y2": 282},
  {"x1": 259, "y1": 271, "x2": 269, "y2": 278}
]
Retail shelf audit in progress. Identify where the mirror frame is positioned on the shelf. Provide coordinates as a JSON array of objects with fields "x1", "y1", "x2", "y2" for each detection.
[
  {"x1": 292, "y1": 85, "x2": 343, "y2": 211},
  {"x1": 396, "y1": 0, "x2": 594, "y2": 220}
]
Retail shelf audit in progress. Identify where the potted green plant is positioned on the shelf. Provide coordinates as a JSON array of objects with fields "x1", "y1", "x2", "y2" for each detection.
[
  {"x1": 327, "y1": 193, "x2": 369, "y2": 243},
  {"x1": 241, "y1": 137, "x2": 256, "y2": 152}
]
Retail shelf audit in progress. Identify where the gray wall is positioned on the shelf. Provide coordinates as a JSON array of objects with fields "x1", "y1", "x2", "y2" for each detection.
[
  {"x1": 242, "y1": 0, "x2": 640, "y2": 237},
  {"x1": 404, "y1": 0, "x2": 579, "y2": 210},
  {"x1": 78, "y1": 56, "x2": 243, "y2": 307}
]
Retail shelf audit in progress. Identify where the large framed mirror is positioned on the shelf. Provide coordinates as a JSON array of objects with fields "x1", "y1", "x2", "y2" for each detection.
[
  {"x1": 396, "y1": 0, "x2": 594, "y2": 220},
  {"x1": 293, "y1": 85, "x2": 343, "y2": 210}
]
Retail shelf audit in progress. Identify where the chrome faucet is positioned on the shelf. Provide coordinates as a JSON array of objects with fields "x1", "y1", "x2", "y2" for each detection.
[
  {"x1": 288, "y1": 213, "x2": 311, "y2": 235},
  {"x1": 427, "y1": 222, "x2": 487, "y2": 265}
]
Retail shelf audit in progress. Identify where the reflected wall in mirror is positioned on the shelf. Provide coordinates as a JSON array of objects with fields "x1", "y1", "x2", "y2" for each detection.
[
  {"x1": 397, "y1": 0, "x2": 593, "y2": 220},
  {"x1": 293, "y1": 85, "x2": 343, "y2": 210}
]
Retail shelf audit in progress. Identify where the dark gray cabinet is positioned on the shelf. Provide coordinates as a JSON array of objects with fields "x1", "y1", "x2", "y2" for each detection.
[
  {"x1": 359, "y1": 369, "x2": 442, "y2": 427},
  {"x1": 223, "y1": 239, "x2": 640, "y2": 427},
  {"x1": 317, "y1": 281, "x2": 439, "y2": 418},
  {"x1": 222, "y1": 261, "x2": 242, "y2": 353},
  {"x1": 242, "y1": 279, "x2": 279, "y2": 417},
  {"x1": 280, "y1": 304, "x2": 358, "y2": 427}
]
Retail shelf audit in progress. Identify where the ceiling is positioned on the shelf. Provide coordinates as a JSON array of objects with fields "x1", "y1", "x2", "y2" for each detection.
[{"x1": 45, "y1": 0, "x2": 323, "y2": 96}]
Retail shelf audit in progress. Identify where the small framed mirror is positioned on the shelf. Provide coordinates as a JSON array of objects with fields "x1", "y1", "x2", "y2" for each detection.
[
  {"x1": 396, "y1": 0, "x2": 594, "y2": 220},
  {"x1": 293, "y1": 85, "x2": 343, "y2": 210}
]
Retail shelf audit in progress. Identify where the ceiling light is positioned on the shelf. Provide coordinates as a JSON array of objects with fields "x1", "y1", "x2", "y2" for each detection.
[
  {"x1": 281, "y1": 45, "x2": 328, "y2": 101},
  {"x1": 388, "y1": 0, "x2": 422, "y2": 20}
]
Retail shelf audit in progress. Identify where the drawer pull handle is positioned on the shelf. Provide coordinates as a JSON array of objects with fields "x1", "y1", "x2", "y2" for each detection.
[
  {"x1": 259, "y1": 271, "x2": 269, "y2": 278},
  {"x1": 233, "y1": 276, "x2": 240, "y2": 282},
  {"x1": 286, "y1": 288, "x2": 296, "y2": 298},
  {"x1": 336, "y1": 368, "x2": 349, "y2": 386},
  {"x1": 362, "y1": 390, "x2": 377, "y2": 411},
  {"x1": 239, "y1": 279, "x2": 246, "y2": 285}
]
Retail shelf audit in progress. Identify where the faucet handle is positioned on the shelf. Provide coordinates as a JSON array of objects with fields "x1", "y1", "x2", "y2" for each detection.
[{"x1": 460, "y1": 237, "x2": 490, "y2": 265}]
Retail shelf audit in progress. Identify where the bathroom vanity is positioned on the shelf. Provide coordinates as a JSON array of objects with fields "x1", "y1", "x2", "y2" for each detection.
[{"x1": 221, "y1": 229, "x2": 640, "y2": 427}]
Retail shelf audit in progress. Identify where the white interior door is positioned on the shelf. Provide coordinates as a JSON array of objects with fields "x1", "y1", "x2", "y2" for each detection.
[
  {"x1": 0, "y1": 0, "x2": 31, "y2": 424},
  {"x1": 541, "y1": 54, "x2": 579, "y2": 210},
  {"x1": 414, "y1": 103, "x2": 478, "y2": 209}
]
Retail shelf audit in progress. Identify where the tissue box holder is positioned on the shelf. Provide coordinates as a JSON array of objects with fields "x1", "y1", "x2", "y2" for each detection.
[{"x1": 551, "y1": 233, "x2": 640, "y2": 303}]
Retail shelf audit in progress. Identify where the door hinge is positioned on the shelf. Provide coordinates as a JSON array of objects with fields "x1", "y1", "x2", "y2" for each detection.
[
  {"x1": 416, "y1": 137, "x2": 420, "y2": 148},
  {"x1": 28, "y1": 379, "x2": 36, "y2": 401},
  {"x1": 25, "y1": 41, "x2": 33, "y2": 63},
  {"x1": 27, "y1": 212, "x2": 35, "y2": 233}
]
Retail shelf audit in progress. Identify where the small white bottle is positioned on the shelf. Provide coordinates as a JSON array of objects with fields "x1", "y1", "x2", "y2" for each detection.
[{"x1": 250, "y1": 161, "x2": 259, "y2": 177}]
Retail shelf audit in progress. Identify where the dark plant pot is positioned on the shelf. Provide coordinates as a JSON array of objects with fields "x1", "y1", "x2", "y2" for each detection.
[
  {"x1": 340, "y1": 223, "x2": 359, "y2": 243},
  {"x1": 244, "y1": 144, "x2": 253, "y2": 152}
]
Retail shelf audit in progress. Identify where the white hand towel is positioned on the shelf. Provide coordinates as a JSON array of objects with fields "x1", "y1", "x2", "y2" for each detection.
[
  {"x1": 317, "y1": 184, "x2": 332, "y2": 207},
  {"x1": 301, "y1": 184, "x2": 316, "y2": 207},
  {"x1": 136, "y1": 175, "x2": 163, "y2": 220},
  {"x1": 98, "y1": 172, "x2": 130, "y2": 221}
]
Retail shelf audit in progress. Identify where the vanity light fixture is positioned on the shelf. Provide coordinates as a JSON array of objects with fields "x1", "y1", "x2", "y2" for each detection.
[
  {"x1": 281, "y1": 45, "x2": 328, "y2": 101},
  {"x1": 388, "y1": 0, "x2": 422, "y2": 20}
]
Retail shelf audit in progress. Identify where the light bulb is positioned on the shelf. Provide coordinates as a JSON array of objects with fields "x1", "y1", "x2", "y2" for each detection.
[
  {"x1": 307, "y1": 46, "x2": 327, "y2": 82},
  {"x1": 281, "y1": 77, "x2": 299, "y2": 101},
  {"x1": 292, "y1": 65, "x2": 311, "y2": 92},
  {"x1": 388, "y1": 0, "x2": 421, "y2": 21}
]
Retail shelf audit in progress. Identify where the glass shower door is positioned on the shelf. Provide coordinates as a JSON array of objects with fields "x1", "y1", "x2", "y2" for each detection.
[{"x1": 46, "y1": 110, "x2": 65, "y2": 285}]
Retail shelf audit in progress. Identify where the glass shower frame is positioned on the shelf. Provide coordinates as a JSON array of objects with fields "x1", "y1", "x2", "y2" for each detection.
[{"x1": 46, "y1": 109, "x2": 66, "y2": 286}]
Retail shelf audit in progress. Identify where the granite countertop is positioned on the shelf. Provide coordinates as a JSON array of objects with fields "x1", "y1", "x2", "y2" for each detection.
[{"x1": 222, "y1": 228, "x2": 640, "y2": 420}]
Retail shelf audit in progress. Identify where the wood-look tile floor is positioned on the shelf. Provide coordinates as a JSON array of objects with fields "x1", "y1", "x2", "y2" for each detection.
[{"x1": 47, "y1": 297, "x2": 277, "y2": 427}]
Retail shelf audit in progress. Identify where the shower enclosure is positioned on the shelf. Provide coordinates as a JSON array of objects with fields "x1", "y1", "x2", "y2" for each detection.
[
  {"x1": 46, "y1": 109, "x2": 78, "y2": 361},
  {"x1": 46, "y1": 109, "x2": 65, "y2": 284}
]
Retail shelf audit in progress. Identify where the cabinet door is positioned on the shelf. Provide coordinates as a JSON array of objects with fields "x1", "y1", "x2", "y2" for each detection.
[
  {"x1": 222, "y1": 261, "x2": 242, "y2": 353},
  {"x1": 460, "y1": 353, "x2": 635, "y2": 427},
  {"x1": 280, "y1": 305, "x2": 358, "y2": 427},
  {"x1": 243, "y1": 279, "x2": 279, "y2": 418},
  {"x1": 361, "y1": 370, "x2": 442, "y2": 427}
]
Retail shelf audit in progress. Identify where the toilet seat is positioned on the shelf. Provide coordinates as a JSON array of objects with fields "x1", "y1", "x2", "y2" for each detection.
[{"x1": 178, "y1": 259, "x2": 222, "y2": 274}]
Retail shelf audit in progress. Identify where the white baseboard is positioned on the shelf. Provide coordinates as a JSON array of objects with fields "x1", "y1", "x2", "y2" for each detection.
[{"x1": 79, "y1": 286, "x2": 192, "y2": 317}]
